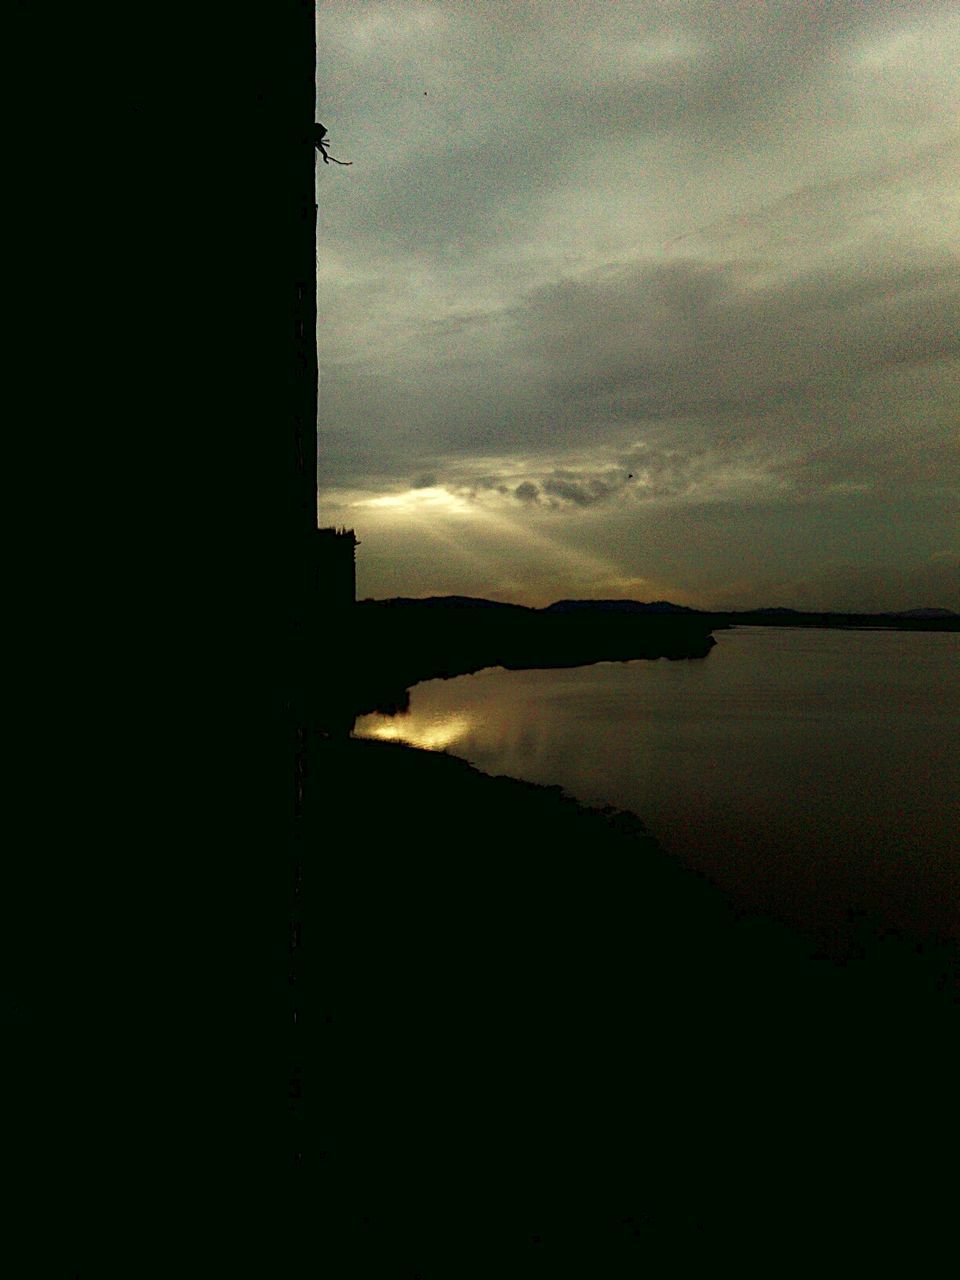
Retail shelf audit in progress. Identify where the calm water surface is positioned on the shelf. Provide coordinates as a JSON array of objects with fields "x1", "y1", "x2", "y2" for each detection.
[{"x1": 355, "y1": 627, "x2": 959, "y2": 946}]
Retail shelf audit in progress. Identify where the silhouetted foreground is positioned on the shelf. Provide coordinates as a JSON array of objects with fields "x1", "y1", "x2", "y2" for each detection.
[
  {"x1": 312, "y1": 595, "x2": 958, "y2": 735},
  {"x1": 312, "y1": 596, "x2": 719, "y2": 734},
  {"x1": 313, "y1": 733, "x2": 958, "y2": 1266}
]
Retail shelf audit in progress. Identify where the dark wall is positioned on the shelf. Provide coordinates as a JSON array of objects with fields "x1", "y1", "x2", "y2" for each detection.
[{"x1": 315, "y1": 528, "x2": 357, "y2": 611}]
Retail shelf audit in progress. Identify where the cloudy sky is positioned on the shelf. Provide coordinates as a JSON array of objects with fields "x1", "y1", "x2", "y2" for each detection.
[{"x1": 316, "y1": 1, "x2": 958, "y2": 610}]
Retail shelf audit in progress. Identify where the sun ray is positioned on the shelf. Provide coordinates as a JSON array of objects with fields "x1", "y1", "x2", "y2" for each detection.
[{"x1": 347, "y1": 480, "x2": 633, "y2": 603}]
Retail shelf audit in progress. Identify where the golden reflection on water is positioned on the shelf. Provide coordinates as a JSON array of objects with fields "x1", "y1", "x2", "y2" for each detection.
[
  {"x1": 356, "y1": 711, "x2": 473, "y2": 753},
  {"x1": 348, "y1": 631, "x2": 960, "y2": 946}
]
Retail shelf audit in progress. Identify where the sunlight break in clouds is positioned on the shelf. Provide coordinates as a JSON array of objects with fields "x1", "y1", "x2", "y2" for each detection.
[{"x1": 354, "y1": 486, "x2": 474, "y2": 516}]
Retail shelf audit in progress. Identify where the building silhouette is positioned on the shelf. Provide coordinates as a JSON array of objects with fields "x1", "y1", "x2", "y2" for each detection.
[{"x1": 315, "y1": 526, "x2": 358, "y2": 612}]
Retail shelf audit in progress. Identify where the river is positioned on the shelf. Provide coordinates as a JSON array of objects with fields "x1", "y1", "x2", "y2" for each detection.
[{"x1": 354, "y1": 626, "x2": 959, "y2": 951}]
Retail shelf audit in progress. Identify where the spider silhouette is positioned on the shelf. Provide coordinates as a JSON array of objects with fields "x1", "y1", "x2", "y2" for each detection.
[{"x1": 315, "y1": 123, "x2": 352, "y2": 166}]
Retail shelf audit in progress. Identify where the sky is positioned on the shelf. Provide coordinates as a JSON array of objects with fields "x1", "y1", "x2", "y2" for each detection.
[{"x1": 316, "y1": 0, "x2": 959, "y2": 611}]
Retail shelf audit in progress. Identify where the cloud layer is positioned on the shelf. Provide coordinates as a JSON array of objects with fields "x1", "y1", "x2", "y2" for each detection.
[{"x1": 317, "y1": 1, "x2": 959, "y2": 610}]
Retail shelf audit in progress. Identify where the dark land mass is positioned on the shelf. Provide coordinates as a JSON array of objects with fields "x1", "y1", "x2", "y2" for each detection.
[
  {"x1": 306, "y1": 593, "x2": 957, "y2": 1263},
  {"x1": 314, "y1": 594, "x2": 956, "y2": 734},
  {"x1": 312, "y1": 731, "x2": 958, "y2": 1265},
  {"x1": 547, "y1": 598, "x2": 704, "y2": 614},
  {"x1": 315, "y1": 596, "x2": 719, "y2": 733}
]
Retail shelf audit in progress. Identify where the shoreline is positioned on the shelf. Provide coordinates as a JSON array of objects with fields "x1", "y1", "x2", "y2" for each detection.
[
  {"x1": 317, "y1": 730, "x2": 958, "y2": 1003},
  {"x1": 313, "y1": 605, "x2": 719, "y2": 732},
  {"x1": 313, "y1": 730, "x2": 957, "y2": 1251}
]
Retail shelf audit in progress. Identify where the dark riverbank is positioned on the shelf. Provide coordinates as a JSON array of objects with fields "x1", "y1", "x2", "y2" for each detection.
[
  {"x1": 313, "y1": 597, "x2": 718, "y2": 732},
  {"x1": 312, "y1": 595, "x2": 957, "y2": 734},
  {"x1": 314, "y1": 732, "x2": 957, "y2": 1264}
]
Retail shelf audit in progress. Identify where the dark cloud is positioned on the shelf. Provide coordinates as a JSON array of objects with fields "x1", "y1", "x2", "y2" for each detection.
[
  {"x1": 541, "y1": 472, "x2": 623, "y2": 507},
  {"x1": 411, "y1": 473, "x2": 438, "y2": 489},
  {"x1": 514, "y1": 481, "x2": 539, "y2": 503},
  {"x1": 470, "y1": 476, "x2": 510, "y2": 495},
  {"x1": 520, "y1": 250, "x2": 960, "y2": 427},
  {"x1": 320, "y1": 246, "x2": 959, "y2": 482}
]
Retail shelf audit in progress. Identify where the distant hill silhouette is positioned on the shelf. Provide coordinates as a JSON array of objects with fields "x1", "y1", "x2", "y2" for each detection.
[
  {"x1": 544, "y1": 599, "x2": 700, "y2": 615},
  {"x1": 891, "y1": 607, "x2": 958, "y2": 619},
  {"x1": 540, "y1": 598, "x2": 958, "y2": 626},
  {"x1": 378, "y1": 595, "x2": 958, "y2": 622},
  {"x1": 542, "y1": 599, "x2": 957, "y2": 621}
]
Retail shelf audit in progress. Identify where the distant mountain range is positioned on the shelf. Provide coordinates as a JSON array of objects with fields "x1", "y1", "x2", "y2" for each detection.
[
  {"x1": 371, "y1": 596, "x2": 958, "y2": 620},
  {"x1": 545, "y1": 599, "x2": 701, "y2": 614},
  {"x1": 547, "y1": 601, "x2": 958, "y2": 618},
  {"x1": 369, "y1": 595, "x2": 531, "y2": 611},
  {"x1": 737, "y1": 606, "x2": 958, "y2": 619},
  {"x1": 887, "y1": 608, "x2": 959, "y2": 619}
]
